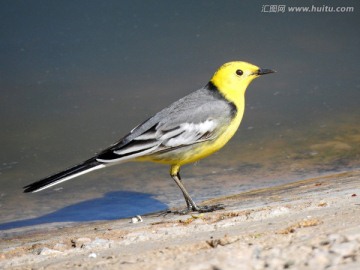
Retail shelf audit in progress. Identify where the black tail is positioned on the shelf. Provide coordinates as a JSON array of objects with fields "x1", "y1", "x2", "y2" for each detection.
[{"x1": 23, "y1": 158, "x2": 105, "y2": 193}]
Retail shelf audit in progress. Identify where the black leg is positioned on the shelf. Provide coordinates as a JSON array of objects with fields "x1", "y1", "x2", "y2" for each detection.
[
  {"x1": 177, "y1": 172, "x2": 192, "y2": 210},
  {"x1": 170, "y1": 167, "x2": 199, "y2": 211},
  {"x1": 169, "y1": 165, "x2": 225, "y2": 214}
]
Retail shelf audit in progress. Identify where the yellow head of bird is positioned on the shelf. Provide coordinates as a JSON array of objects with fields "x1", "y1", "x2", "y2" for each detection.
[{"x1": 210, "y1": 61, "x2": 275, "y2": 102}]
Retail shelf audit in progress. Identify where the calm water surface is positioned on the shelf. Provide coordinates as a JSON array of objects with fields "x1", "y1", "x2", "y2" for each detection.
[{"x1": 1, "y1": 1, "x2": 359, "y2": 230}]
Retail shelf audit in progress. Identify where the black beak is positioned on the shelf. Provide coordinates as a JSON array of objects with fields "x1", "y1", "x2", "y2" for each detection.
[{"x1": 257, "y1": 68, "x2": 276, "y2": 75}]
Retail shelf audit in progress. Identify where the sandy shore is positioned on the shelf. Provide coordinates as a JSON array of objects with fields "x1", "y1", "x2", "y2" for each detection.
[{"x1": 1, "y1": 170, "x2": 359, "y2": 269}]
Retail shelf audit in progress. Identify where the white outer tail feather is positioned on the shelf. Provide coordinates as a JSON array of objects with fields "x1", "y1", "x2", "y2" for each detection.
[{"x1": 32, "y1": 164, "x2": 106, "y2": 193}]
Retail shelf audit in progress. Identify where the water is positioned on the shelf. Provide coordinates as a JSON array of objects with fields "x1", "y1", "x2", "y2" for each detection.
[{"x1": 1, "y1": 0, "x2": 359, "y2": 230}]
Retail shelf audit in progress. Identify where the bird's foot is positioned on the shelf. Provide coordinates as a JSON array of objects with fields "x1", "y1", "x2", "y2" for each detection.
[
  {"x1": 196, "y1": 204, "x2": 225, "y2": 213},
  {"x1": 163, "y1": 204, "x2": 225, "y2": 215}
]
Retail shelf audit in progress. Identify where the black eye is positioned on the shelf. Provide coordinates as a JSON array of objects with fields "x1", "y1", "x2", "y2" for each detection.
[{"x1": 236, "y1": 69, "x2": 243, "y2": 76}]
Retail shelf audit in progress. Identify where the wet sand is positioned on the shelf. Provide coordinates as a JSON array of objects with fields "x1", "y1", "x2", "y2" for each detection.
[{"x1": 1, "y1": 169, "x2": 359, "y2": 269}]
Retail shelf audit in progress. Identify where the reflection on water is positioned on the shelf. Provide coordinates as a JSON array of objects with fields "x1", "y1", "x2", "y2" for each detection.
[{"x1": 0, "y1": 1, "x2": 359, "y2": 229}]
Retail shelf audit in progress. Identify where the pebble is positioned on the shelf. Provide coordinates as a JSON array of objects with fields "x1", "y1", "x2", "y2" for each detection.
[
  {"x1": 72, "y1": 237, "x2": 112, "y2": 249},
  {"x1": 328, "y1": 234, "x2": 347, "y2": 244},
  {"x1": 307, "y1": 249, "x2": 330, "y2": 268},
  {"x1": 88, "y1": 252, "x2": 97, "y2": 258},
  {"x1": 84, "y1": 238, "x2": 112, "y2": 249},
  {"x1": 269, "y1": 207, "x2": 290, "y2": 217},
  {"x1": 37, "y1": 247, "x2": 62, "y2": 256},
  {"x1": 330, "y1": 242, "x2": 357, "y2": 256},
  {"x1": 130, "y1": 215, "x2": 143, "y2": 223}
]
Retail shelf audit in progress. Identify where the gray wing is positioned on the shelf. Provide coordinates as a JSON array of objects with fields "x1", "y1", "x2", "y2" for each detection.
[{"x1": 96, "y1": 88, "x2": 234, "y2": 163}]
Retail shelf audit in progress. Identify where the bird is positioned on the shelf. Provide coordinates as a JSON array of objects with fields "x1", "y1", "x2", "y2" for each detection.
[{"x1": 23, "y1": 61, "x2": 275, "y2": 213}]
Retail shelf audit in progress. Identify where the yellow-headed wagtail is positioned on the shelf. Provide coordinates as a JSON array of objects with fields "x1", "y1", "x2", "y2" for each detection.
[{"x1": 24, "y1": 61, "x2": 275, "y2": 213}]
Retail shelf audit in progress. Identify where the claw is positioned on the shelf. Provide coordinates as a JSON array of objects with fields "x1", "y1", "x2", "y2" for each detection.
[
  {"x1": 197, "y1": 204, "x2": 225, "y2": 213},
  {"x1": 164, "y1": 204, "x2": 225, "y2": 215}
]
